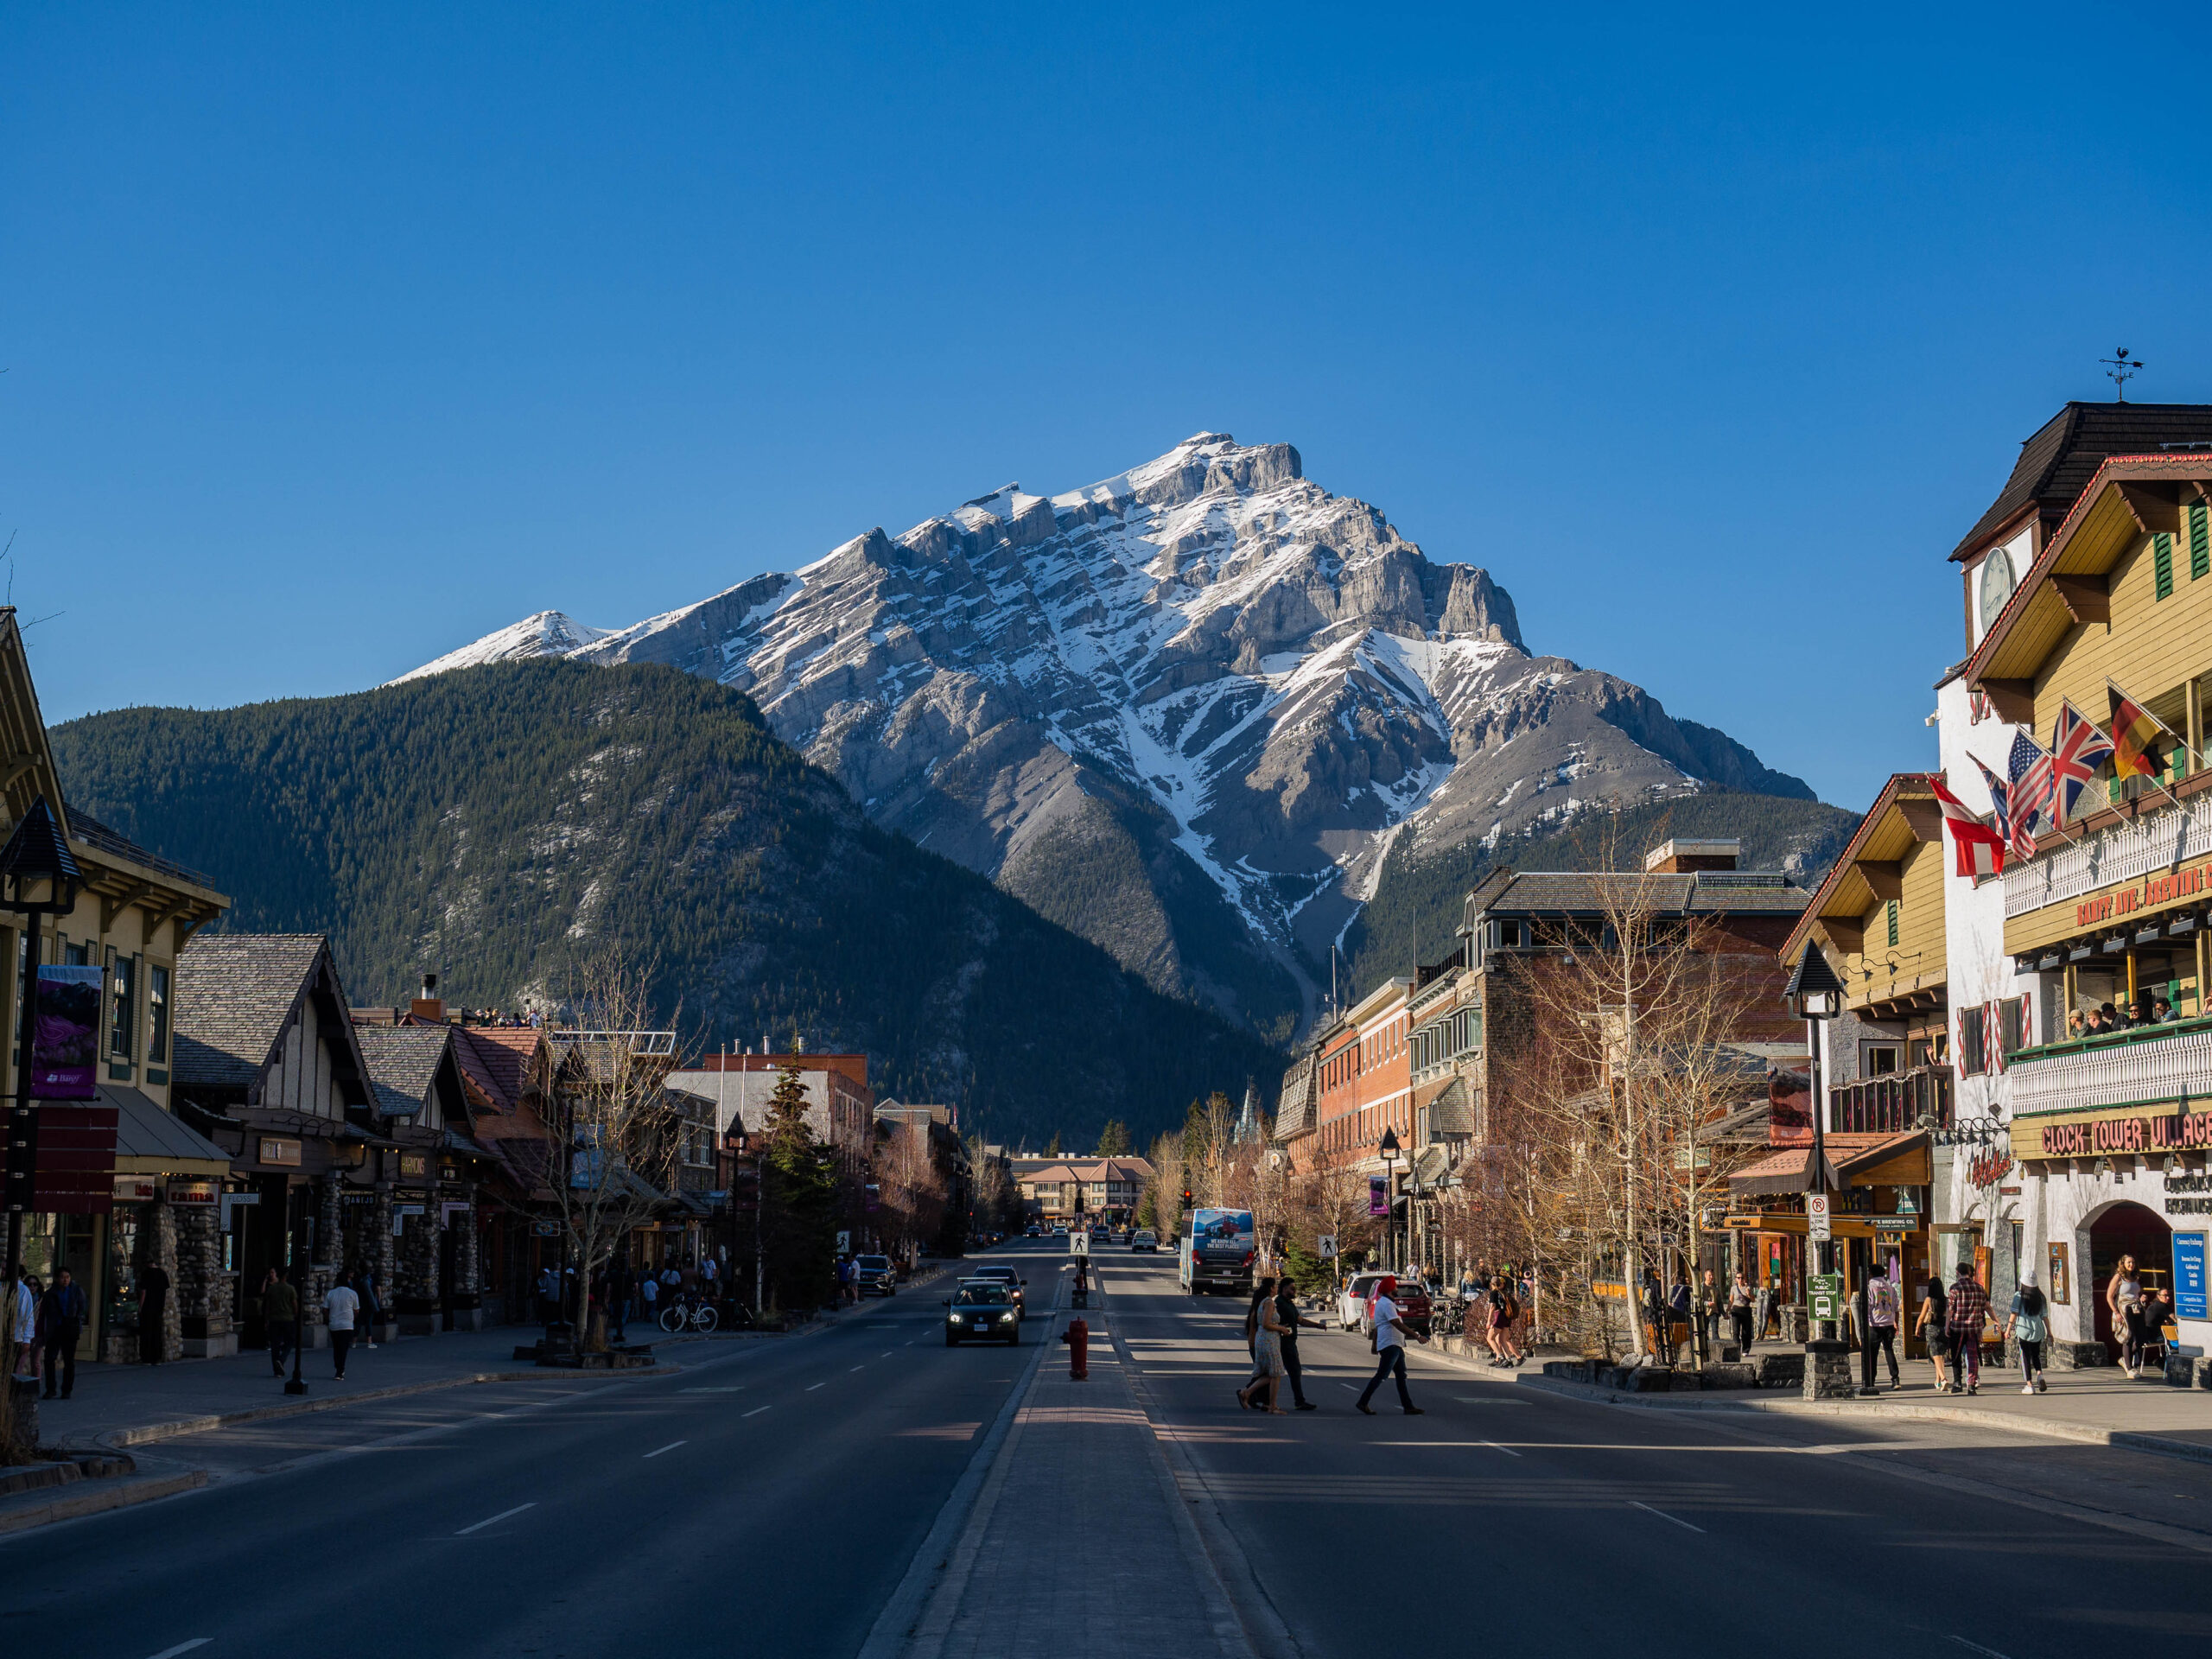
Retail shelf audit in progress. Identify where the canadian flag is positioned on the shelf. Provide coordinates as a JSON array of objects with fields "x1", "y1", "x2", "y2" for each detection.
[{"x1": 1929, "y1": 775, "x2": 2005, "y2": 880}]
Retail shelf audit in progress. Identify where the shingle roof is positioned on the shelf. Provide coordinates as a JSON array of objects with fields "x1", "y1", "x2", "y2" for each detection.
[
  {"x1": 1422, "y1": 1076, "x2": 1475, "y2": 1136},
  {"x1": 1274, "y1": 1052, "x2": 1315, "y2": 1138},
  {"x1": 1949, "y1": 402, "x2": 2212, "y2": 563},
  {"x1": 1483, "y1": 869, "x2": 1808, "y2": 918},
  {"x1": 173, "y1": 934, "x2": 333, "y2": 1090},
  {"x1": 450, "y1": 1025, "x2": 544, "y2": 1114},
  {"x1": 353, "y1": 1025, "x2": 451, "y2": 1117}
]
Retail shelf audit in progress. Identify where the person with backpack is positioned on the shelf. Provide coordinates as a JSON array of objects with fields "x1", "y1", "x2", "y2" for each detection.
[
  {"x1": 1860, "y1": 1265, "x2": 1901, "y2": 1394},
  {"x1": 2006, "y1": 1270, "x2": 2050, "y2": 1394}
]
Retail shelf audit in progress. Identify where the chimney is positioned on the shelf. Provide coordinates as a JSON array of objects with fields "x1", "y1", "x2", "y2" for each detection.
[
  {"x1": 410, "y1": 970, "x2": 447, "y2": 1023},
  {"x1": 1643, "y1": 837, "x2": 1740, "y2": 874}
]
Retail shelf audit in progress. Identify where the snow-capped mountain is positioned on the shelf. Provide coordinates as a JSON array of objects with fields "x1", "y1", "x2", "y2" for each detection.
[{"x1": 398, "y1": 433, "x2": 1811, "y2": 1035}]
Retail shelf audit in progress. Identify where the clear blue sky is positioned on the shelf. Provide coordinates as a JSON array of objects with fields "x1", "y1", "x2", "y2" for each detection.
[{"x1": 6, "y1": 3, "x2": 2205, "y2": 810}]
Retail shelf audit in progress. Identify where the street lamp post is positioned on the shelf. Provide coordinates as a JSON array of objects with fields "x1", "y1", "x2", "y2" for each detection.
[
  {"x1": 1785, "y1": 944, "x2": 1851, "y2": 1402},
  {"x1": 1377, "y1": 1127, "x2": 1402, "y2": 1274}
]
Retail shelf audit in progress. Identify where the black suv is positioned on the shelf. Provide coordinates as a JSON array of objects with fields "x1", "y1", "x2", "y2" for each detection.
[{"x1": 854, "y1": 1255, "x2": 897, "y2": 1297}]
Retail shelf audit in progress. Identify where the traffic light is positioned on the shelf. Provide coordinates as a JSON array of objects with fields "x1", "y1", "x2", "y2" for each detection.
[{"x1": 1181, "y1": 1187, "x2": 1192, "y2": 1208}]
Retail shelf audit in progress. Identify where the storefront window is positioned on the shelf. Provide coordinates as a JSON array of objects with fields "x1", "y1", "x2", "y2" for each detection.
[
  {"x1": 108, "y1": 950, "x2": 137, "y2": 1061},
  {"x1": 147, "y1": 963, "x2": 170, "y2": 1064}
]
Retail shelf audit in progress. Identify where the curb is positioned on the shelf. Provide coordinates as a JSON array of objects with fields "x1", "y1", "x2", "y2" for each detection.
[
  {"x1": 0, "y1": 1471, "x2": 207, "y2": 1536},
  {"x1": 98, "y1": 1365, "x2": 684, "y2": 1449},
  {"x1": 1511, "y1": 1373, "x2": 2212, "y2": 1466}
]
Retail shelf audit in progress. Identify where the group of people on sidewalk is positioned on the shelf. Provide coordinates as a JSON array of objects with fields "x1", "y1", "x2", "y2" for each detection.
[
  {"x1": 10, "y1": 1262, "x2": 90, "y2": 1400},
  {"x1": 1233, "y1": 1274, "x2": 1426, "y2": 1417},
  {"x1": 255, "y1": 1264, "x2": 383, "y2": 1382}
]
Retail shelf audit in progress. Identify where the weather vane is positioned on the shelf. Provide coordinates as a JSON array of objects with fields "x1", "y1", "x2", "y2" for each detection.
[{"x1": 2101, "y1": 347, "x2": 2144, "y2": 403}]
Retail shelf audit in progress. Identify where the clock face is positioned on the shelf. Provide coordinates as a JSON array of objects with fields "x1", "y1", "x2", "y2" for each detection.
[{"x1": 1978, "y1": 546, "x2": 2016, "y2": 636}]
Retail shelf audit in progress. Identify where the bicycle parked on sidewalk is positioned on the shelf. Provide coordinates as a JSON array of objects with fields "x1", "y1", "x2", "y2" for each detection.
[{"x1": 659, "y1": 1295, "x2": 720, "y2": 1334}]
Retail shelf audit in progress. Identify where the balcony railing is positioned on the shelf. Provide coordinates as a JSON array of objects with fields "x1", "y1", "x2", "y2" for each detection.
[
  {"x1": 1828, "y1": 1065, "x2": 1951, "y2": 1135},
  {"x1": 2008, "y1": 1014, "x2": 2212, "y2": 1119}
]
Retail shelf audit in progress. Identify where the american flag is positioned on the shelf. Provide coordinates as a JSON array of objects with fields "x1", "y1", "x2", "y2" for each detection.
[
  {"x1": 2050, "y1": 701, "x2": 2115, "y2": 826},
  {"x1": 1972, "y1": 755, "x2": 2020, "y2": 861},
  {"x1": 2006, "y1": 729, "x2": 2054, "y2": 855}
]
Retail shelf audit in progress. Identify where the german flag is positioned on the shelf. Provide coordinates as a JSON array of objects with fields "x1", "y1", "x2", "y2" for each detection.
[{"x1": 2107, "y1": 683, "x2": 2171, "y2": 780}]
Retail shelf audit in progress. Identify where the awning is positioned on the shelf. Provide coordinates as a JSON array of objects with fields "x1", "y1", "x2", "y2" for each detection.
[
  {"x1": 1727, "y1": 1129, "x2": 1932, "y2": 1199},
  {"x1": 105, "y1": 1084, "x2": 233, "y2": 1178}
]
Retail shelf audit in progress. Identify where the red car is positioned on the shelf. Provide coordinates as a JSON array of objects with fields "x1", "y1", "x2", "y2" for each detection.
[{"x1": 1339, "y1": 1273, "x2": 1433, "y2": 1341}]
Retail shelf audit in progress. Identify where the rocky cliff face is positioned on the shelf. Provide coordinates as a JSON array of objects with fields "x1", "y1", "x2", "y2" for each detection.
[{"x1": 400, "y1": 433, "x2": 1812, "y2": 1036}]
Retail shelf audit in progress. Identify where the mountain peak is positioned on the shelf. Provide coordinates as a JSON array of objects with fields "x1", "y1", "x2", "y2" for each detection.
[
  {"x1": 396, "y1": 434, "x2": 1808, "y2": 1037},
  {"x1": 391, "y1": 610, "x2": 611, "y2": 685}
]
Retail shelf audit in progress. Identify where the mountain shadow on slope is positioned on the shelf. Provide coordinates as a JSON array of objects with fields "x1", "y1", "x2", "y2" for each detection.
[{"x1": 49, "y1": 660, "x2": 1284, "y2": 1149}]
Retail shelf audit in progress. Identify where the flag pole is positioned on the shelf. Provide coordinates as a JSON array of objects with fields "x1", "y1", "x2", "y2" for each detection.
[{"x1": 2107, "y1": 678, "x2": 2190, "y2": 813}]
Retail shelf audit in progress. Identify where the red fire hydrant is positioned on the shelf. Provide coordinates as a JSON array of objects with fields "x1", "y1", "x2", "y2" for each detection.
[{"x1": 1062, "y1": 1317, "x2": 1089, "y2": 1380}]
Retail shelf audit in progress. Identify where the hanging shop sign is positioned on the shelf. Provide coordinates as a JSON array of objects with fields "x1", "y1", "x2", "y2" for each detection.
[
  {"x1": 166, "y1": 1179, "x2": 219, "y2": 1205},
  {"x1": 2014, "y1": 1103, "x2": 2212, "y2": 1161},
  {"x1": 1967, "y1": 1147, "x2": 2014, "y2": 1189},
  {"x1": 112, "y1": 1174, "x2": 158, "y2": 1202},
  {"x1": 398, "y1": 1153, "x2": 429, "y2": 1179},
  {"x1": 257, "y1": 1136, "x2": 302, "y2": 1167},
  {"x1": 30, "y1": 964, "x2": 103, "y2": 1099}
]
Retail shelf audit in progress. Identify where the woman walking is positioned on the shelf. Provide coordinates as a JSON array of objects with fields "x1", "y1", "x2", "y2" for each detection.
[
  {"x1": 1914, "y1": 1272, "x2": 1949, "y2": 1391},
  {"x1": 1487, "y1": 1274, "x2": 1524, "y2": 1367},
  {"x1": 2107, "y1": 1254, "x2": 2146, "y2": 1376},
  {"x1": 2006, "y1": 1270, "x2": 2049, "y2": 1394},
  {"x1": 1237, "y1": 1276, "x2": 1290, "y2": 1414},
  {"x1": 1729, "y1": 1269, "x2": 1755, "y2": 1353}
]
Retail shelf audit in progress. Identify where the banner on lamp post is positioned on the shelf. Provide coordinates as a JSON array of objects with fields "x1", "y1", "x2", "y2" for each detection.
[{"x1": 31, "y1": 964, "x2": 103, "y2": 1100}]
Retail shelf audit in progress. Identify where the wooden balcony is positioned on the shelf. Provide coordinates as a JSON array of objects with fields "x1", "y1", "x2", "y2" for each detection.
[
  {"x1": 1827, "y1": 1065, "x2": 1951, "y2": 1135},
  {"x1": 2008, "y1": 1015, "x2": 2212, "y2": 1118}
]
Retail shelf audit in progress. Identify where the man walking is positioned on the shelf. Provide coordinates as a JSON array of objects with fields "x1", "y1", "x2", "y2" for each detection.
[
  {"x1": 1943, "y1": 1259, "x2": 1989, "y2": 1396},
  {"x1": 1274, "y1": 1277, "x2": 1320, "y2": 1410},
  {"x1": 263, "y1": 1268, "x2": 299, "y2": 1377},
  {"x1": 1355, "y1": 1274, "x2": 1424, "y2": 1416},
  {"x1": 1860, "y1": 1266, "x2": 1901, "y2": 1394},
  {"x1": 39, "y1": 1267, "x2": 87, "y2": 1399},
  {"x1": 324, "y1": 1275, "x2": 360, "y2": 1381},
  {"x1": 137, "y1": 1260, "x2": 170, "y2": 1364}
]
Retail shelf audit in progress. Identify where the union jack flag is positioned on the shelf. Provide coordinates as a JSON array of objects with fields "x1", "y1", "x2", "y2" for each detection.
[
  {"x1": 2050, "y1": 701, "x2": 2114, "y2": 826},
  {"x1": 2005, "y1": 729, "x2": 2054, "y2": 855}
]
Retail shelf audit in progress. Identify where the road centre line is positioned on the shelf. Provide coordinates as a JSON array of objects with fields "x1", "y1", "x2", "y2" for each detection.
[
  {"x1": 144, "y1": 1643, "x2": 213, "y2": 1659},
  {"x1": 644, "y1": 1441, "x2": 686, "y2": 1458},
  {"x1": 742, "y1": 1406, "x2": 772, "y2": 1418},
  {"x1": 850, "y1": 1365, "x2": 865, "y2": 1371},
  {"x1": 1629, "y1": 1500, "x2": 1705, "y2": 1534},
  {"x1": 1948, "y1": 1639, "x2": 2012, "y2": 1659},
  {"x1": 455, "y1": 1503, "x2": 537, "y2": 1535},
  {"x1": 806, "y1": 1382, "x2": 826, "y2": 1391}
]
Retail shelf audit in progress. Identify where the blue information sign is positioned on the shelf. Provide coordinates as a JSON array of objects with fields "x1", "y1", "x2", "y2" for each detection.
[{"x1": 2175, "y1": 1231, "x2": 2209, "y2": 1322}]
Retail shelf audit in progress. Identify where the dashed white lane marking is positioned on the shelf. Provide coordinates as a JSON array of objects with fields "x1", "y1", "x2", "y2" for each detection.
[
  {"x1": 850, "y1": 1365, "x2": 866, "y2": 1372},
  {"x1": 145, "y1": 1643, "x2": 213, "y2": 1659},
  {"x1": 1948, "y1": 1641, "x2": 2012, "y2": 1659},
  {"x1": 682, "y1": 1387, "x2": 744, "y2": 1394},
  {"x1": 806, "y1": 1382, "x2": 826, "y2": 1391},
  {"x1": 742, "y1": 1405, "x2": 772, "y2": 1418},
  {"x1": 644, "y1": 1440, "x2": 686, "y2": 1459},
  {"x1": 1629, "y1": 1500, "x2": 1705, "y2": 1534},
  {"x1": 455, "y1": 1503, "x2": 536, "y2": 1535},
  {"x1": 1484, "y1": 1441, "x2": 1523, "y2": 1458}
]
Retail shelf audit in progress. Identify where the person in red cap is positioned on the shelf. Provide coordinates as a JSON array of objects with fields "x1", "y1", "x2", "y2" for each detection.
[{"x1": 1355, "y1": 1274, "x2": 1424, "y2": 1416}]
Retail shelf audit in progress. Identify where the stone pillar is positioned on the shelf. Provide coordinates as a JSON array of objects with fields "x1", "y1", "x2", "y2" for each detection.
[
  {"x1": 149, "y1": 1201, "x2": 182, "y2": 1363},
  {"x1": 449, "y1": 1189, "x2": 486, "y2": 1331},
  {"x1": 303, "y1": 1175, "x2": 343, "y2": 1348},
  {"x1": 371, "y1": 1184, "x2": 398, "y2": 1341},
  {"x1": 397, "y1": 1208, "x2": 439, "y2": 1336},
  {"x1": 1802, "y1": 1338, "x2": 1856, "y2": 1401},
  {"x1": 174, "y1": 1200, "x2": 236, "y2": 1358}
]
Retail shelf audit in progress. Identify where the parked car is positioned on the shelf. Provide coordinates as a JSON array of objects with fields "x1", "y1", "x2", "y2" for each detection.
[
  {"x1": 853, "y1": 1255, "x2": 897, "y2": 1297},
  {"x1": 1130, "y1": 1230, "x2": 1159, "y2": 1253},
  {"x1": 944, "y1": 1281, "x2": 1020, "y2": 1345},
  {"x1": 963, "y1": 1263, "x2": 1027, "y2": 1307},
  {"x1": 1051, "y1": 1225, "x2": 1068, "y2": 1238},
  {"x1": 1336, "y1": 1273, "x2": 1433, "y2": 1340}
]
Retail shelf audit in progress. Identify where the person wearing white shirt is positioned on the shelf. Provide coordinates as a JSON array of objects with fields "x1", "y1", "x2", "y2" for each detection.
[
  {"x1": 1355, "y1": 1274, "x2": 1424, "y2": 1416},
  {"x1": 323, "y1": 1281, "x2": 360, "y2": 1381}
]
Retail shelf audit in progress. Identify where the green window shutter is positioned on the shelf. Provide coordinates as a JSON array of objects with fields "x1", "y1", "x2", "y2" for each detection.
[
  {"x1": 1885, "y1": 899, "x2": 1899, "y2": 948},
  {"x1": 2192, "y1": 502, "x2": 2209, "y2": 581},
  {"x1": 2154, "y1": 532, "x2": 2174, "y2": 600}
]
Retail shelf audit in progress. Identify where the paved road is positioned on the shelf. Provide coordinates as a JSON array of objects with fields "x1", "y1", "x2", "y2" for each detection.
[
  {"x1": 10, "y1": 1237, "x2": 2212, "y2": 1657},
  {"x1": 1093, "y1": 1250, "x2": 2212, "y2": 1655},
  {"x1": 0, "y1": 1244, "x2": 1058, "y2": 1659}
]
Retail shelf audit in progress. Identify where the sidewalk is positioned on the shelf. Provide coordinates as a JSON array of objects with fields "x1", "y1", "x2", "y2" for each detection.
[
  {"x1": 890, "y1": 1272, "x2": 1266, "y2": 1659},
  {"x1": 1515, "y1": 1354, "x2": 2212, "y2": 1462}
]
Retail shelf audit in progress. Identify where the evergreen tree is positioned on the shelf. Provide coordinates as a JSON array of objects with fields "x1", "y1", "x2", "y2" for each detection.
[
  {"x1": 1096, "y1": 1118, "x2": 1130, "y2": 1157},
  {"x1": 761, "y1": 1065, "x2": 838, "y2": 1312},
  {"x1": 1045, "y1": 1132, "x2": 1062, "y2": 1158}
]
